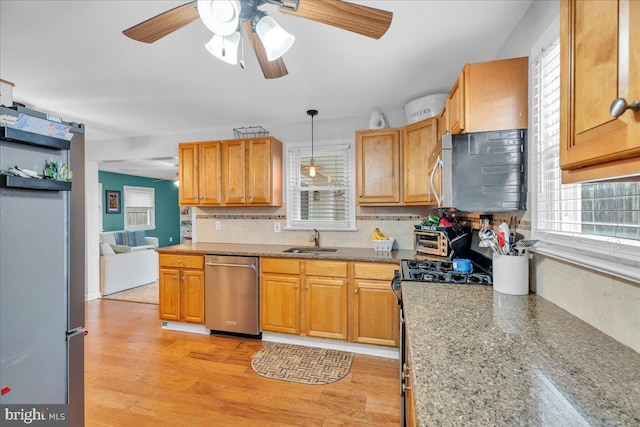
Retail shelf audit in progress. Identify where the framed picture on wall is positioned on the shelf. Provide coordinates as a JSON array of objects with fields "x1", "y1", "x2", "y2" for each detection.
[{"x1": 105, "y1": 190, "x2": 121, "y2": 214}]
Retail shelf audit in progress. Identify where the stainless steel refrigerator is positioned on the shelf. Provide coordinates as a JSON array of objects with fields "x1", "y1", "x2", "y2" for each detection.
[{"x1": 0, "y1": 105, "x2": 85, "y2": 425}]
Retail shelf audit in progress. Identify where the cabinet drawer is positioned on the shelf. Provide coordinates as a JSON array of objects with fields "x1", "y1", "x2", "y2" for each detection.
[
  {"x1": 159, "y1": 254, "x2": 203, "y2": 269},
  {"x1": 305, "y1": 260, "x2": 348, "y2": 278},
  {"x1": 354, "y1": 262, "x2": 398, "y2": 280},
  {"x1": 261, "y1": 258, "x2": 301, "y2": 275}
]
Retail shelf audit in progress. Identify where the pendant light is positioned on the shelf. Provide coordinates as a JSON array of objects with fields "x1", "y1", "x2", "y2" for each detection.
[{"x1": 303, "y1": 109, "x2": 323, "y2": 177}]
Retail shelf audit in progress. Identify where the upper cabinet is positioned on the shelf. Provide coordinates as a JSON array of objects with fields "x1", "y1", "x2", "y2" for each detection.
[
  {"x1": 356, "y1": 128, "x2": 401, "y2": 205},
  {"x1": 560, "y1": 0, "x2": 640, "y2": 183},
  {"x1": 179, "y1": 137, "x2": 282, "y2": 207},
  {"x1": 402, "y1": 117, "x2": 439, "y2": 205},
  {"x1": 445, "y1": 57, "x2": 528, "y2": 135},
  {"x1": 356, "y1": 118, "x2": 440, "y2": 207}
]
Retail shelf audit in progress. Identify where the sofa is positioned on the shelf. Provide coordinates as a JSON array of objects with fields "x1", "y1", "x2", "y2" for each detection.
[{"x1": 99, "y1": 230, "x2": 159, "y2": 296}]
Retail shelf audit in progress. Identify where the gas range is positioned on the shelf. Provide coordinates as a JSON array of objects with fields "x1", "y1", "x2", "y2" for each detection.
[{"x1": 400, "y1": 259, "x2": 492, "y2": 285}]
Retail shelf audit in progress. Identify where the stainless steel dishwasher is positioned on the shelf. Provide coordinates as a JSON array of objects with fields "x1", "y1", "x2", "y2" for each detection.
[{"x1": 204, "y1": 255, "x2": 260, "y2": 337}]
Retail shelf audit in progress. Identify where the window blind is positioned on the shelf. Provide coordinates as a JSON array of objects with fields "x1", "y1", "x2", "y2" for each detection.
[
  {"x1": 124, "y1": 186, "x2": 154, "y2": 208},
  {"x1": 287, "y1": 145, "x2": 353, "y2": 229},
  {"x1": 124, "y1": 186, "x2": 155, "y2": 230},
  {"x1": 532, "y1": 41, "x2": 640, "y2": 242}
]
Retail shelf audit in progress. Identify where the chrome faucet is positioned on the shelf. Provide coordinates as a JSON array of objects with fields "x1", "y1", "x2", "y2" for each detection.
[{"x1": 309, "y1": 229, "x2": 320, "y2": 249}]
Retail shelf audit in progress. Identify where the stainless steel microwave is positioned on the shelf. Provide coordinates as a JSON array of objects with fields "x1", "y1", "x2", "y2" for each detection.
[{"x1": 414, "y1": 230, "x2": 449, "y2": 257}]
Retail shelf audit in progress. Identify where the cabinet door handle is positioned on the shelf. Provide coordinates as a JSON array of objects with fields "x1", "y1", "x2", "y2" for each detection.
[
  {"x1": 182, "y1": 276, "x2": 186, "y2": 281},
  {"x1": 294, "y1": 285, "x2": 299, "y2": 289},
  {"x1": 610, "y1": 98, "x2": 640, "y2": 118},
  {"x1": 354, "y1": 289, "x2": 358, "y2": 294},
  {"x1": 305, "y1": 285, "x2": 310, "y2": 289},
  {"x1": 173, "y1": 275, "x2": 177, "y2": 279}
]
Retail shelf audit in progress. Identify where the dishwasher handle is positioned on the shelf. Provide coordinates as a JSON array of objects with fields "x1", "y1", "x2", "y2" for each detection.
[{"x1": 205, "y1": 262, "x2": 256, "y2": 270}]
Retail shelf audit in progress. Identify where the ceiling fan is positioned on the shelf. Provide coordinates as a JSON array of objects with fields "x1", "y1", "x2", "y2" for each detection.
[{"x1": 123, "y1": 0, "x2": 393, "y2": 79}]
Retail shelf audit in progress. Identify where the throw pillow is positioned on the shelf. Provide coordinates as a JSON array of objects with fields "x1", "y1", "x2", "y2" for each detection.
[
  {"x1": 133, "y1": 230, "x2": 146, "y2": 246},
  {"x1": 110, "y1": 244, "x2": 132, "y2": 253},
  {"x1": 100, "y1": 242, "x2": 115, "y2": 256}
]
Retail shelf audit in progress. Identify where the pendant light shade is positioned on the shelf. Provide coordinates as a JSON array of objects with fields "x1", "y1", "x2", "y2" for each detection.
[{"x1": 302, "y1": 109, "x2": 323, "y2": 177}]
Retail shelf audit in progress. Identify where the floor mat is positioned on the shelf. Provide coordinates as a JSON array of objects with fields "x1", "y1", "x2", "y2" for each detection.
[
  {"x1": 251, "y1": 342, "x2": 353, "y2": 385},
  {"x1": 102, "y1": 282, "x2": 158, "y2": 305}
]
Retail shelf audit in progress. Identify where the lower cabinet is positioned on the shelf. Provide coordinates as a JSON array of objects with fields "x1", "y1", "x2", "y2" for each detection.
[
  {"x1": 404, "y1": 337, "x2": 417, "y2": 427},
  {"x1": 159, "y1": 254, "x2": 205, "y2": 324},
  {"x1": 260, "y1": 258, "x2": 397, "y2": 346},
  {"x1": 260, "y1": 272, "x2": 301, "y2": 334},
  {"x1": 305, "y1": 261, "x2": 348, "y2": 340},
  {"x1": 352, "y1": 262, "x2": 399, "y2": 346}
]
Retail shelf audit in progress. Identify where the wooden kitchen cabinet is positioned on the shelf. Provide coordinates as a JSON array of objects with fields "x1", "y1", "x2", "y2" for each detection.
[
  {"x1": 247, "y1": 138, "x2": 282, "y2": 205},
  {"x1": 179, "y1": 142, "x2": 222, "y2": 206},
  {"x1": 402, "y1": 116, "x2": 440, "y2": 205},
  {"x1": 445, "y1": 56, "x2": 528, "y2": 135},
  {"x1": 352, "y1": 262, "x2": 399, "y2": 347},
  {"x1": 560, "y1": 0, "x2": 640, "y2": 182},
  {"x1": 446, "y1": 71, "x2": 465, "y2": 134},
  {"x1": 404, "y1": 336, "x2": 417, "y2": 427},
  {"x1": 178, "y1": 143, "x2": 198, "y2": 205},
  {"x1": 179, "y1": 137, "x2": 282, "y2": 206},
  {"x1": 260, "y1": 258, "x2": 348, "y2": 340},
  {"x1": 158, "y1": 254, "x2": 205, "y2": 324},
  {"x1": 223, "y1": 137, "x2": 283, "y2": 206},
  {"x1": 356, "y1": 128, "x2": 401, "y2": 205},
  {"x1": 305, "y1": 260, "x2": 348, "y2": 340},
  {"x1": 260, "y1": 273, "x2": 301, "y2": 335},
  {"x1": 222, "y1": 139, "x2": 245, "y2": 204}
]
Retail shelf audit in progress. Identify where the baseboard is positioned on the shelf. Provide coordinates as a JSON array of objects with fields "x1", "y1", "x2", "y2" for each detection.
[
  {"x1": 85, "y1": 292, "x2": 102, "y2": 301},
  {"x1": 262, "y1": 332, "x2": 399, "y2": 360},
  {"x1": 161, "y1": 321, "x2": 211, "y2": 335}
]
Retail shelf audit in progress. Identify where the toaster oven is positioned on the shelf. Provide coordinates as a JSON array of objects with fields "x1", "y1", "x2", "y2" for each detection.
[{"x1": 414, "y1": 230, "x2": 449, "y2": 256}]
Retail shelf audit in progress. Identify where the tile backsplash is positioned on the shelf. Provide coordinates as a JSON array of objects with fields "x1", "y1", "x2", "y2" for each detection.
[
  {"x1": 195, "y1": 212, "x2": 421, "y2": 250},
  {"x1": 532, "y1": 254, "x2": 640, "y2": 354}
]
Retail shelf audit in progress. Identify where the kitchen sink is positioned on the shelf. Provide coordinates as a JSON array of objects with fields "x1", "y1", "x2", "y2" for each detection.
[{"x1": 283, "y1": 247, "x2": 338, "y2": 254}]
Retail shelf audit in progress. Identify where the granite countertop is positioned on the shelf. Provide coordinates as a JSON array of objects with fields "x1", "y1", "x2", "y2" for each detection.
[
  {"x1": 157, "y1": 242, "x2": 417, "y2": 264},
  {"x1": 402, "y1": 282, "x2": 640, "y2": 426}
]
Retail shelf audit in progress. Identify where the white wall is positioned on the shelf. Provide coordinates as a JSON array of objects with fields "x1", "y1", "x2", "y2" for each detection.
[
  {"x1": 496, "y1": 0, "x2": 640, "y2": 354},
  {"x1": 85, "y1": 161, "x2": 101, "y2": 300}
]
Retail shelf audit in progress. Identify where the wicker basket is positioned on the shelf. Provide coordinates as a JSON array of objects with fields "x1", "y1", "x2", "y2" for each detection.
[
  {"x1": 372, "y1": 237, "x2": 395, "y2": 252},
  {"x1": 233, "y1": 126, "x2": 269, "y2": 139}
]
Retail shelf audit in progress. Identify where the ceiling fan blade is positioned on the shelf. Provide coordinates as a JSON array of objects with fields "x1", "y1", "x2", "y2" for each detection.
[
  {"x1": 123, "y1": 1, "x2": 199, "y2": 44},
  {"x1": 281, "y1": 0, "x2": 392, "y2": 40},
  {"x1": 243, "y1": 20, "x2": 288, "y2": 79}
]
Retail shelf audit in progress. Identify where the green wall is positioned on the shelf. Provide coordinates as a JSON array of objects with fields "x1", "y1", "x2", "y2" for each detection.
[{"x1": 99, "y1": 171, "x2": 179, "y2": 247}]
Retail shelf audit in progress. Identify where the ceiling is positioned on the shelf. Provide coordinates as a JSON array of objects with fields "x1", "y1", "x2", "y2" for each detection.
[{"x1": 0, "y1": 0, "x2": 533, "y2": 179}]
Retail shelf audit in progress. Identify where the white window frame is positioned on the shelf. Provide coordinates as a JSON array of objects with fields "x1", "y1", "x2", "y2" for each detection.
[
  {"x1": 123, "y1": 185, "x2": 155, "y2": 231},
  {"x1": 529, "y1": 17, "x2": 640, "y2": 282},
  {"x1": 285, "y1": 141, "x2": 357, "y2": 231}
]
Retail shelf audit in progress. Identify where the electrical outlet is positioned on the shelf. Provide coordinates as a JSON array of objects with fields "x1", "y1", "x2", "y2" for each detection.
[
  {"x1": 274, "y1": 222, "x2": 281, "y2": 233},
  {"x1": 169, "y1": 237, "x2": 173, "y2": 242},
  {"x1": 216, "y1": 221, "x2": 221, "y2": 230}
]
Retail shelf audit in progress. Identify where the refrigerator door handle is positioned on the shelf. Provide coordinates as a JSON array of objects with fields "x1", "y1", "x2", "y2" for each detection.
[{"x1": 65, "y1": 328, "x2": 87, "y2": 338}]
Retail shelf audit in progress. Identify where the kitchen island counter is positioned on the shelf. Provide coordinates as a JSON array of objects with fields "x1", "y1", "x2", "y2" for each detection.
[
  {"x1": 402, "y1": 282, "x2": 640, "y2": 426},
  {"x1": 157, "y1": 242, "x2": 416, "y2": 264}
]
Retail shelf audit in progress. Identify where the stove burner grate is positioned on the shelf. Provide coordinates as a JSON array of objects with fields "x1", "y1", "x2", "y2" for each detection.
[{"x1": 402, "y1": 259, "x2": 492, "y2": 285}]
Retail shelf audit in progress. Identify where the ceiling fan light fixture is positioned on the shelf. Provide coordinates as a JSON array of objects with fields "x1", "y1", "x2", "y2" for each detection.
[
  {"x1": 197, "y1": 0, "x2": 241, "y2": 36},
  {"x1": 254, "y1": 14, "x2": 295, "y2": 61},
  {"x1": 204, "y1": 32, "x2": 240, "y2": 65}
]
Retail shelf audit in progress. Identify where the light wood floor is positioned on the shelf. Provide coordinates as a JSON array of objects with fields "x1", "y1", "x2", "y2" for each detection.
[{"x1": 85, "y1": 299, "x2": 400, "y2": 426}]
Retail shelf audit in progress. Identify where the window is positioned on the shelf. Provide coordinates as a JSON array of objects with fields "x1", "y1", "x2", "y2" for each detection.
[
  {"x1": 530, "y1": 37, "x2": 640, "y2": 278},
  {"x1": 123, "y1": 186, "x2": 155, "y2": 231},
  {"x1": 286, "y1": 143, "x2": 355, "y2": 230}
]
